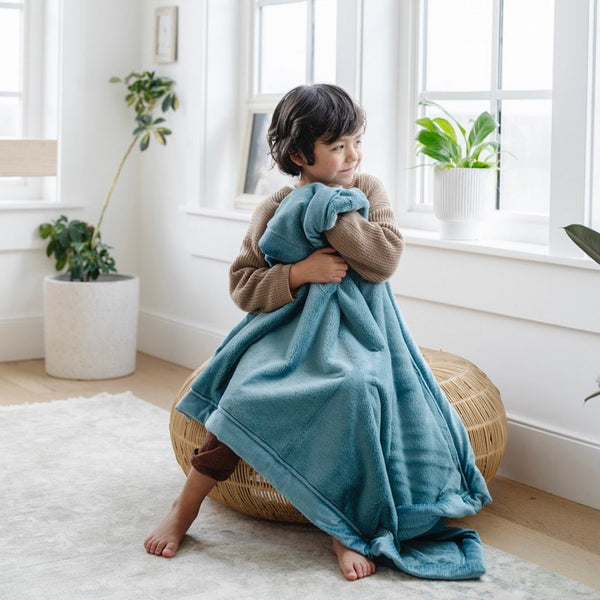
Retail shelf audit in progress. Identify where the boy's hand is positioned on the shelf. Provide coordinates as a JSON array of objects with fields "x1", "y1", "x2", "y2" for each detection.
[{"x1": 289, "y1": 248, "x2": 348, "y2": 291}]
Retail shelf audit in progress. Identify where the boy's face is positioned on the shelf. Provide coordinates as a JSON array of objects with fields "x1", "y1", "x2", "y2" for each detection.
[{"x1": 293, "y1": 128, "x2": 363, "y2": 188}]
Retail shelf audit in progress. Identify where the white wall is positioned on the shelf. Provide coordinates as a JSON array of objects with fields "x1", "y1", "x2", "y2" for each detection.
[
  {"x1": 1, "y1": 0, "x2": 598, "y2": 510},
  {"x1": 0, "y1": 0, "x2": 142, "y2": 360}
]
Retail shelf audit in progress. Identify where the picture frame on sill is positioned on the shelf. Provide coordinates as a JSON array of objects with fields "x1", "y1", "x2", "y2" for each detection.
[
  {"x1": 154, "y1": 6, "x2": 178, "y2": 64},
  {"x1": 235, "y1": 108, "x2": 295, "y2": 211}
]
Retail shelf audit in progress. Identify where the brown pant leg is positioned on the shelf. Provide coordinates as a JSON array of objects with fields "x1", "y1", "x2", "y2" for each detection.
[{"x1": 190, "y1": 432, "x2": 240, "y2": 481}]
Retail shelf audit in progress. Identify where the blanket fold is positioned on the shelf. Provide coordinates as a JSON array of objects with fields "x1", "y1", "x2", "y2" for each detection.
[{"x1": 177, "y1": 182, "x2": 491, "y2": 580}]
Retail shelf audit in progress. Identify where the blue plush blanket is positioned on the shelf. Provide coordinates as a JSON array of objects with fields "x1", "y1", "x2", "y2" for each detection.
[{"x1": 176, "y1": 183, "x2": 491, "y2": 580}]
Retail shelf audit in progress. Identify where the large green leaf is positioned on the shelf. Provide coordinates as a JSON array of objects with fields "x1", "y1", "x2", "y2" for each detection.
[
  {"x1": 564, "y1": 224, "x2": 600, "y2": 265},
  {"x1": 416, "y1": 129, "x2": 461, "y2": 164},
  {"x1": 415, "y1": 117, "x2": 437, "y2": 132},
  {"x1": 433, "y1": 117, "x2": 457, "y2": 141},
  {"x1": 468, "y1": 112, "x2": 498, "y2": 149}
]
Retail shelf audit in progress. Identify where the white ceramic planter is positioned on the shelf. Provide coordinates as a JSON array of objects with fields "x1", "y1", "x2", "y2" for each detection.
[
  {"x1": 433, "y1": 168, "x2": 496, "y2": 240},
  {"x1": 43, "y1": 274, "x2": 139, "y2": 379}
]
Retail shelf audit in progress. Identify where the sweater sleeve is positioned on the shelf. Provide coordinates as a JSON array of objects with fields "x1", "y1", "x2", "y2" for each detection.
[
  {"x1": 229, "y1": 188, "x2": 296, "y2": 314},
  {"x1": 324, "y1": 173, "x2": 404, "y2": 282}
]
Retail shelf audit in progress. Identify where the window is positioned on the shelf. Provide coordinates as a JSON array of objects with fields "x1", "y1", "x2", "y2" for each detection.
[
  {"x1": 0, "y1": 0, "x2": 58, "y2": 201},
  {"x1": 254, "y1": 0, "x2": 338, "y2": 96},
  {"x1": 0, "y1": 0, "x2": 23, "y2": 139},
  {"x1": 237, "y1": 0, "x2": 360, "y2": 207},
  {"x1": 397, "y1": 0, "x2": 600, "y2": 253},
  {"x1": 414, "y1": 0, "x2": 554, "y2": 228}
]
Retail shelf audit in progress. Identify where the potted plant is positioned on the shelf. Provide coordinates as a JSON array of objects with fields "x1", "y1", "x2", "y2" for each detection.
[
  {"x1": 415, "y1": 99, "x2": 500, "y2": 240},
  {"x1": 564, "y1": 224, "x2": 600, "y2": 402},
  {"x1": 39, "y1": 71, "x2": 179, "y2": 379}
]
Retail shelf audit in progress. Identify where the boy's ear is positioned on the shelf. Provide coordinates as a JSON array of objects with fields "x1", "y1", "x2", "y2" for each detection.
[{"x1": 290, "y1": 152, "x2": 305, "y2": 167}]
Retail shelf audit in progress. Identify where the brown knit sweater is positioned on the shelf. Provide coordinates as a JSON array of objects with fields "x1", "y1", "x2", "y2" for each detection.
[{"x1": 229, "y1": 173, "x2": 404, "y2": 314}]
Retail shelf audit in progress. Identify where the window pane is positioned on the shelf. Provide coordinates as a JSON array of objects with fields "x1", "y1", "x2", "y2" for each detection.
[
  {"x1": 418, "y1": 99, "x2": 491, "y2": 205},
  {"x1": 498, "y1": 99, "x2": 551, "y2": 214},
  {"x1": 259, "y1": 2, "x2": 307, "y2": 94},
  {"x1": 0, "y1": 98, "x2": 20, "y2": 137},
  {"x1": 313, "y1": 0, "x2": 337, "y2": 83},
  {"x1": 501, "y1": 0, "x2": 554, "y2": 90},
  {"x1": 0, "y1": 8, "x2": 22, "y2": 92},
  {"x1": 424, "y1": 0, "x2": 492, "y2": 91}
]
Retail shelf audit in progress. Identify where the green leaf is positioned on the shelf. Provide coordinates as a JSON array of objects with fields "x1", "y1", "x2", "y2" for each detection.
[
  {"x1": 584, "y1": 389, "x2": 600, "y2": 403},
  {"x1": 432, "y1": 118, "x2": 457, "y2": 141},
  {"x1": 161, "y1": 94, "x2": 172, "y2": 112},
  {"x1": 140, "y1": 132, "x2": 150, "y2": 151},
  {"x1": 416, "y1": 145, "x2": 455, "y2": 165},
  {"x1": 419, "y1": 98, "x2": 466, "y2": 138},
  {"x1": 109, "y1": 76, "x2": 121, "y2": 83},
  {"x1": 468, "y1": 112, "x2": 498, "y2": 149},
  {"x1": 564, "y1": 224, "x2": 600, "y2": 265},
  {"x1": 416, "y1": 129, "x2": 461, "y2": 165},
  {"x1": 38, "y1": 223, "x2": 52, "y2": 239},
  {"x1": 171, "y1": 94, "x2": 179, "y2": 110},
  {"x1": 154, "y1": 130, "x2": 166, "y2": 145},
  {"x1": 415, "y1": 117, "x2": 437, "y2": 132}
]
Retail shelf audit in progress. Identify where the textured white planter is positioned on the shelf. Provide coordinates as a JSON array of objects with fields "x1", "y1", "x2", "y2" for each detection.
[
  {"x1": 433, "y1": 168, "x2": 496, "y2": 240},
  {"x1": 43, "y1": 274, "x2": 140, "y2": 379}
]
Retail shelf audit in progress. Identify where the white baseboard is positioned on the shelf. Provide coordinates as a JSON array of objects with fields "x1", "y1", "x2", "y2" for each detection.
[
  {"x1": 137, "y1": 310, "x2": 223, "y2": 370},
  {"x1": 0, "y1": 316, "x2": 44, "y2": 361},
  {"x1": 499, "y1": 417, "x2": 600, "y2": 510}
]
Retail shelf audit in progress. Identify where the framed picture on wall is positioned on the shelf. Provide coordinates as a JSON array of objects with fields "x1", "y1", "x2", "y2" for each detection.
[
  {"x1": 154, "y1": 6, "x2": 178, "y2": 64},
  {"x1": 235, "y1": 108, "x2": 295, "y2": 210}
]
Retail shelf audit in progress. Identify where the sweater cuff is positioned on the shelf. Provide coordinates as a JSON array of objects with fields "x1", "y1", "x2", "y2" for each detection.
[{"x1": 274, "y1": 263, "x2": 296, "y2": 307}]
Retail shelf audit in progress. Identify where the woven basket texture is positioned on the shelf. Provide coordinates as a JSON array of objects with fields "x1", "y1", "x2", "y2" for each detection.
[{"x1": 169, "y1": 348, "x2": 507, "y2": 524}]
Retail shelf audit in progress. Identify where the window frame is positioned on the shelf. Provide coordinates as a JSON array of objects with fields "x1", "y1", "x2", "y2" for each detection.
[
  {"x1": 0, "y1": 0, "x2": 57, "y2": 202},
  {"x1": 235, "y1": 0, "x2": 362, "y2": 209},
  {"x1": 396, "y1": 0, "x2": 597, "y2": 254}
]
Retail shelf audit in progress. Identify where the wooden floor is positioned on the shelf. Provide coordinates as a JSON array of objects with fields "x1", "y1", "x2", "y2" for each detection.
[{"x1": 1, "y1": 353, "x2": 599, "y2": 590}]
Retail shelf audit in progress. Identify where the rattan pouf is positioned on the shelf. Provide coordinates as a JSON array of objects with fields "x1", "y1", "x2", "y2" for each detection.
[{"x1": 169, "y1": 348, "x2": 507, "y2": 524}]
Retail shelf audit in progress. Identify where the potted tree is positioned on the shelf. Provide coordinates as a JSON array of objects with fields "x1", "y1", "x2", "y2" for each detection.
[
  {"x1": 39, "y1": 71, "x2": 179, "y2": 379},
  {"x1": 415, "y1": 99, "x2": 500, "y2": 240}
]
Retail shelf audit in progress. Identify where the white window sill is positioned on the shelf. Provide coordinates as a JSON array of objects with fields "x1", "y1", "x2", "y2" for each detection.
[
  {"x1": 0, "y1": 200, "x2": 84, "y2": 212},
  {"x1": 401, "y1": 227, "x2": 598, "y2": 271}
]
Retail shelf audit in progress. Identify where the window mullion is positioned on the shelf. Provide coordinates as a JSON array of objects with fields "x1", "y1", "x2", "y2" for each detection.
[
  {"x1": 491, "y1": 0, "x2": 501, "y2": 110},
  {"x1": 306, "y1": 0, "x2": 314, "y2": 83}
]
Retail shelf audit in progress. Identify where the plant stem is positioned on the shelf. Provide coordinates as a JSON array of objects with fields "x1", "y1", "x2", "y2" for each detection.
[{"x1": 91, "y1": 134, "x2": 139, "y2": 249}]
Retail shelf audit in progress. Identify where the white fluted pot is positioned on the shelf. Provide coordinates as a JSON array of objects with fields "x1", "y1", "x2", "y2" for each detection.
[
  {"x1": 433, "y1": 168, "x2": 496, "y2": 240},
  {"x1": 43, "y1": 274, "x2": 139, "y2": 379}
]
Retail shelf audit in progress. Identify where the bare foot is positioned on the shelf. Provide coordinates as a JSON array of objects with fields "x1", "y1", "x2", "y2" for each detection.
[
  {"x1": 144, "y1": 498, "x2": 199, "y2": 558},
  {"x1": 331, "y1": 537, "x2": 376, "y2": 581},
  {"x1": 144, "y1": 468, "x2": 217, "y2": 558}
]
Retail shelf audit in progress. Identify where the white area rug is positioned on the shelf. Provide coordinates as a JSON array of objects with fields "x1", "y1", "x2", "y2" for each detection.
[{"x1": 1, "y1": 393, "x2": 598, "y2": 600}]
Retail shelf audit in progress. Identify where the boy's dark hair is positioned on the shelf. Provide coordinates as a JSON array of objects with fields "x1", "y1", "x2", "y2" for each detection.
[{"x1": 267, "y1": 84, "x2": 366, "y2": 177}]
